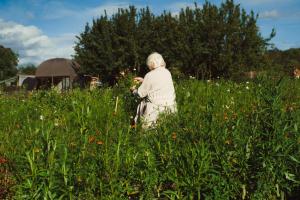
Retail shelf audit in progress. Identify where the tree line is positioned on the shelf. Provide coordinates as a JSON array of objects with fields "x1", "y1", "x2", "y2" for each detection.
[
  {"x1": 74, "y1": 0, "x2": 275, "y2": 84},
  {"x1": 266, "y1": 48, "x2": 300, "y2": 76},
  {"x1": 0, "y1": 45, "x2": 18, "y2": 81},
  {"x1": 5, "y1": 0, "x2": 298, "y2": 83}
]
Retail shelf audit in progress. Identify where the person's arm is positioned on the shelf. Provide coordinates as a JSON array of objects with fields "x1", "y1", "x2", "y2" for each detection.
[{"x1": 137, "y1": 74, "x2": 150, "y2": 98}]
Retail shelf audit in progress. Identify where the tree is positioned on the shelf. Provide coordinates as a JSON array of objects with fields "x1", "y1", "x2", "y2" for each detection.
[
  {"x1": 18, "y1": 64, "x2": 36, "y2": 75},
  {"x1": 74, "y1": 1, "x2": 273, "y2": 83},
  {"x1": 0, "y1": 45, "x2": 18, "y2": 80}
]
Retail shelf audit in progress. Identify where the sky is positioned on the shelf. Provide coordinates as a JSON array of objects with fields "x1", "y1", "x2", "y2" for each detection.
[{"x1": 0, "y1": 0, "x2": 299, "y2": 65}]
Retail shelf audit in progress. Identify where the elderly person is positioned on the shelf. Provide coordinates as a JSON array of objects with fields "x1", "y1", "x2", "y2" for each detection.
[{"x1": 131, "y1": 52, "x2": 177, "y2": 128}]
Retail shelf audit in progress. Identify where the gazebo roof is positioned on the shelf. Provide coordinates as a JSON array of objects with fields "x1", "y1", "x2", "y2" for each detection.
[{"x1": 35, "y1": 58, "x2": 80, "y2": 80}]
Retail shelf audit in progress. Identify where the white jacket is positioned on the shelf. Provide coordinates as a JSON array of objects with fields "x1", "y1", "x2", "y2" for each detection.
[{"x1": 134, "y1": 67, "x2": 177, "y2": 128}]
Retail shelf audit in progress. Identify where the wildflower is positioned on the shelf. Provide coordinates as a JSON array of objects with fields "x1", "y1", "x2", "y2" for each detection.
[
  {"x1": 96, "y1": 140, "x2": 104, "y2": 145},
  {"x1": 96, "y1": 129, "x2": 101, "y2": 135},
  {"x1": 145, "y1": 150, "x2": 150, "y2": 157},
  {"x1": 189, "y1": 76, "x2": 195, "y2": 79},
  {"x1": 39, "y1": 115, "x2": 44, "y2": 120},
  {"x1": 77, "y1": 176, "x2": 82, "y2": 183},
  {"x1": 227, "y1": 89, "x2": 230, "y2": 92},
  {"x1": 223, "y1": 113, "x2": 228, "y2": 121},
  {"x1": 172, "y1": 132, "x2": 177, "y2": 140},
  {"x1": 225, "y1": 139, "x2": 232, "y2": 145},
  {"x1": 120, "y1": 71, "x2": 125, "y2": 76},
  {"x1": 54, "y1": 119, "x2": 59, "y2": 127},
  {"x1": 207, "y1": 79, "x2": 211, "y2": 83},
  {"x1": 88, "y1": 136, "x2": 96, "y2": 143},
  {"x1": 131, "y1": 124, "x2": 136, "y2": 129},
  {"x1": 225, "y1": 105, "x2": 230, "y2": 109},
  {"x1": 0, "y1": 157, "x2": 7, "y2": 164},
  {"x1": 70, "y1": 142, "x2": 76, "y2": 147},
  {"x1": 246, "y1": 81, "x2": 249, "y2": 84},
  {"x1": 186, "y1": 91, "x2": 191, "y2": 98},
  {"x1": 33, "y1": 148, "x2": 41, "y2": 153},
  {"x1": 246, "y1": 86, "x2": 249, "y2": 90},
  {"x1": 232, "y1": 113, "x2": 237, "y2": 120}
]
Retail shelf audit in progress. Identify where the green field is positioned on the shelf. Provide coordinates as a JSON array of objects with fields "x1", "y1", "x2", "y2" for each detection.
[{"x1": 1, "y1": 78, "x2": 300, "y2": 199}]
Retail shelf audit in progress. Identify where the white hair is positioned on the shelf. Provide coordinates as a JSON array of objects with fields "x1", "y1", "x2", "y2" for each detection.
[{"x1": 146, "y1": 52, "x2": 166, "y2": 70}]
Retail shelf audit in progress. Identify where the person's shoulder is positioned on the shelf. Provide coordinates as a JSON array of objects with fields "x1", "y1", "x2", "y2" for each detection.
[
  {"x1": 143, "y1": 71, "x2": 153, "y2": 80},
  {"x1": 161, "y1": 67, "x2": 172, "y2": 76}
]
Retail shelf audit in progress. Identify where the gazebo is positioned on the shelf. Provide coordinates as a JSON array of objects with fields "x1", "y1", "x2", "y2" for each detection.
[{"x1": 35, "y1": 58, "x2": 80, "y2": 90}]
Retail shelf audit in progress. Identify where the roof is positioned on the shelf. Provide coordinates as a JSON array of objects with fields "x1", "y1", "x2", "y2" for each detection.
[{"x1": 35, "y1": 58, "x2": 80, "y2": 80}]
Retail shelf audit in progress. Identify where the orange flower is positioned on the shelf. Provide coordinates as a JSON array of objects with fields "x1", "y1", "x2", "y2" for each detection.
[
  {"x1": 96, "y1": 140, "x2": 104, "y2": 145},
  {"x1": 88, "y1": 136, "x2": 96, "y2": 143},
  {"x1": 96, "y1": 129, "x2": 101, "y2": 135},
  {"x1": 0, "y1": 157, "x2": 7, "y2": 164},
  {"x1": 172, "y1": 132, "x2": 177, "y2": 140},
  {"x1": 224, "y1": 113, "x2": 228, "y2": 121}
]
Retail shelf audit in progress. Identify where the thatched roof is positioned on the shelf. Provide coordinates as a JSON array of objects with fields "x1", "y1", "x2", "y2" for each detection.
[{"x1": 35, "y1": 58, "x2": 80, "y2": 80}]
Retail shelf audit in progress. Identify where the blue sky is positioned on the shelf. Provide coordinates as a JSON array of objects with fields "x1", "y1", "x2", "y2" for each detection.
[{"x1": 0, "y1": 0, "x2": 299, "y2": 65}]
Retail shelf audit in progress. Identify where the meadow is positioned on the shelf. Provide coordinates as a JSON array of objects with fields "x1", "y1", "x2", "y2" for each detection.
[{"x1": 0, "y1": 77, "x2": 300, "y2": 199}]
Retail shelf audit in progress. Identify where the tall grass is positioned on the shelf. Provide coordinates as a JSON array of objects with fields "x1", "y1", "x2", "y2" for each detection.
[{"x1": 0, "y1": 77, "x2": 299, "y2": 199}]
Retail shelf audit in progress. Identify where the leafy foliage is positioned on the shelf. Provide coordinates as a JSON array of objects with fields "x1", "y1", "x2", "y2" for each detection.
[
  {"x1": 266, "y1": 48, "x2": 300, "y2": 76},
  {"x1": 74, "y1": 0, "x2": 273, "y2": 84},
  {"x1": 18, "y1": 64, "x2": 37, "y2": 75},
  {"x1": 0, "y1": 78, "x2": 299, "y2": 199},
  {"x1": 0, "y1": 45, "x2": 18, "y2": 80}
]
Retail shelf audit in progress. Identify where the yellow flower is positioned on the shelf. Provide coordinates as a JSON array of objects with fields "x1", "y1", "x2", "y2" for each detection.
[
  {"x1": 172, "y1": 132, "x2": 177, "y2": 140},
  {"x1": 33, "y1": 148, "x2": 41, "y2": 153},
  {"x1": 96, "y1": 140, "x2": 104, "y2": 145}
]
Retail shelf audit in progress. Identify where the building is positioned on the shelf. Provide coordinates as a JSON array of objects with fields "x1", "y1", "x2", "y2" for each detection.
[{"x1": 35, "y1": 58, "x2": 80, "y2": 90}]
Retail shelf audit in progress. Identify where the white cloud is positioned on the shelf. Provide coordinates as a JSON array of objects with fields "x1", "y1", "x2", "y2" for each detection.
[
  {"x1": 41, "y1": 2, "x2": 141, "y2": 20},
  {"x1": 0, "y1": 18, "x2": 75, "y2": 65},
  {"x1": 87, "y1": 2, "x2": 133, "y2": 17},
  {"x1": 167, "y1": 2, "x2": 199, "y2": 17},
  {"x1": 238, "y1": 0, "x2": 290, "y2": 5},
  {"x1": 260, "y1": 10, "x2": 280, "y2": 19}
]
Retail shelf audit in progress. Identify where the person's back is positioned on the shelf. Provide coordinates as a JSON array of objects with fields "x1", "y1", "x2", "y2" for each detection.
[
  {"x1": 141, "y1": 67, "x2": 176, "y2": 106},
  {"x1": 131, "y1": 52, "x2": 177, "y2": 128}
]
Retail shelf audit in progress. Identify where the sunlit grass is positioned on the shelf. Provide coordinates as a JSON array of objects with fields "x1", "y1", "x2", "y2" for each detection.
[{"x1": 0, "y1": 77, "x2": 299, "y2": 199}]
